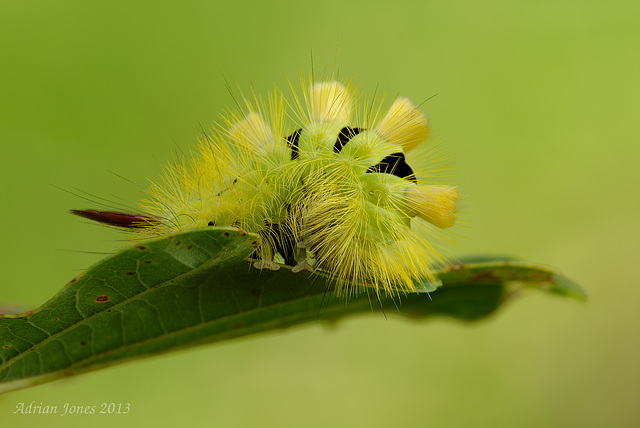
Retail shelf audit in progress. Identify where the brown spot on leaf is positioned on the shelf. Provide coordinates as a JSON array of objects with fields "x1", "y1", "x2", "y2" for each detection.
[
  {"x1": 144, "y1": 260, "x2": 152, "y2": 264},
  {"x1": 187, "y1": 245, "x2": 193, "y2": 250},
  {"x1": 175, "y1": 241, "x2": 182, "y2": 246},
  {"x1": 3, "y1": 344, "x2": 11, "y2": 349},
  {"x1": 79, "y1": 341, "x2": 88, "y2": 346},
  {"x1": 125, "y1": 271, "x2": 135, "y2": 276},
  {"x1": 95, "y1": 295, "x2": 109, "y2": 302},
  {"x1": 223, "y1": 232, "x2": 230, "y2": 238},
  {"x1": 136, "y1": 245, "x2": 148, "y2": 251}
]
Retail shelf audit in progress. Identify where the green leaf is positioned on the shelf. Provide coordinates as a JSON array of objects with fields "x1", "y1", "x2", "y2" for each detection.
[{"x1": 0, "y1": 228, "x2": 585, "y2": 393}]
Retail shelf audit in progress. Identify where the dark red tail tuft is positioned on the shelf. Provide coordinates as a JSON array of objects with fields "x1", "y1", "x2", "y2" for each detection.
[{"x1": 70, "y1": 209, "x2": 161, "y2": 229}]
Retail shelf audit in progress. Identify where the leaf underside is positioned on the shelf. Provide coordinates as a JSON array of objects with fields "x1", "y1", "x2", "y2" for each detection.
[{"x1": 0, "y1": 228, "x2": 585, "y2": 393}]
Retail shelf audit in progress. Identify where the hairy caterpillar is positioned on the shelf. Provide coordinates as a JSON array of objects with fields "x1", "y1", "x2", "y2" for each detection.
[{"x1": 72, "y1": 78, "x2": 461, "y2": 297}]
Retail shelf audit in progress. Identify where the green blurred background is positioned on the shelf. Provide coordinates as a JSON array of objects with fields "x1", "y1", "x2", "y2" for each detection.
[{"x1": 1, "y1": 1, "x2": 638, "y2": 427}]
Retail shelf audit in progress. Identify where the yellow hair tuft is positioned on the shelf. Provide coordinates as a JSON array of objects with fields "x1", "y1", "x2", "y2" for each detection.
[
  {"x1": 228, "y1": 112, "x2": 274, "y2": 149},
  {"x1": 406, "y1": 185, "x2": 461, "y2": 229},
  {"x1": 376, "y1": 97, "x2": 430, "y2": 152},
  {"x1": 309, "y1": 81, "x2": 353, "y2": 124}
]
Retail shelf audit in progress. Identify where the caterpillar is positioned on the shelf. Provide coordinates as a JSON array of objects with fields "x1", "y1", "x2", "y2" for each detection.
[{"x1": 72, "y1": 77, "x2": 461, "y2": 297}]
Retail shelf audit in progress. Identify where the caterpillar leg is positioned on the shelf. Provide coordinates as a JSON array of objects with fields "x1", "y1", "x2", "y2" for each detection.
[
  {"x1": 252, "y1": 240, "x2": 281, "y2": 271},
  {"x1": 253, "y1": 259, "x2": 280, "y2": 271}
]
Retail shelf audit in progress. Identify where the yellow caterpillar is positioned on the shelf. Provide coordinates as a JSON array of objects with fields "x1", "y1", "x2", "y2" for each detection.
[{"x1": 73, "y1": 78, "x2": 460, "y2": 297}]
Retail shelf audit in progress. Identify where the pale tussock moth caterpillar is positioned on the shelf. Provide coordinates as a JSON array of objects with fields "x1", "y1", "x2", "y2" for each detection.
[{"x1": 72, "y1": 77, "x2": 461, "y2": 297}]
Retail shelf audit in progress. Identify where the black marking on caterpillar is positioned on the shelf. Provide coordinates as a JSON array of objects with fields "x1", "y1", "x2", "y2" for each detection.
[
  {"x1": 367, "y1": 152, "x2": 417, "y2": 183},
  {"x1": 286, "y1": 128, "x2": 302, "y2": 161},
  {"x1": 333, "y1": 127, "x2": 363, "y2": 153}
]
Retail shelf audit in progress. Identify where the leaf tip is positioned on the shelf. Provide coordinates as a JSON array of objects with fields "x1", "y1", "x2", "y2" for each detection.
[{"x1": 550, "y1": 274, "x2": 587, "y2": 302}]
